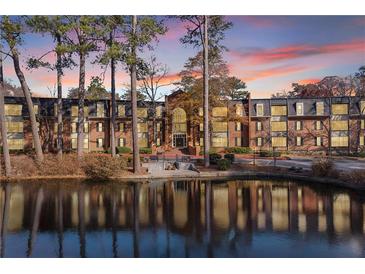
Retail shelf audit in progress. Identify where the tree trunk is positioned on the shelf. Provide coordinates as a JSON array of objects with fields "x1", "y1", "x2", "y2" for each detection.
[
  {"x1": 27, "y1": 187, "x2": 44, "y2": 257},
  {"x1": 56, "y1": 35, "x2": 63, "y2": 158},
  {"x1": 77, "y1": 51, "x2": 86, "y2": 159},
  {"x1": 131, "y1": 15, "x2": 141, "y2": 173},
  {"x1": 110, "y1": 32, "x2": 116, "y2": 157},
  {"x1": 11, "y1": 48, "x2": 43, "y2": 162},
  {"x1": 0, "y1": 50, "x2": 11, "y2": 176},
  {"x1": 0, "y1": 184, "x2": 11, "y2": 258},
  {"x1": 203, "y1": 16, "x2": 210, "y2": 167}
]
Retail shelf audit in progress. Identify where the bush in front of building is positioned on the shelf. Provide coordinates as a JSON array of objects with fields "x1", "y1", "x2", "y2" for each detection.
[
  {"x1": 139, "y1": 147, "x2": 152, "y2": 154},
  {"x1": 311, "y1": 157, "x2": 335, "y2": 177},
  {"x1": 82, "y1": 154, "x2": 127, "y2": 180},
  {"x1": 224, "y1": 153, "x2": 235, "y2": 163},
  {"x1": 259, "y1": 150, "x2": 281, "y2": 157},
  {"x1": 209, "y1": 153, "x2": 222, "y2": 164},
  {"x1": 217, "y1": 159, "x2": 231, "y2": 170},
  {"x1": 117, "y1": 147, "x2": 132, "y2": 154},
  {"x1": 226, "y1": 147, "x2": 252, "y2": 154}
]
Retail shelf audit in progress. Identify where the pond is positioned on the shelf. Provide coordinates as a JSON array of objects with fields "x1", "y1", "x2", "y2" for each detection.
[{"x1": 0, "y1": 179, "x2": 364, "y2": 258}]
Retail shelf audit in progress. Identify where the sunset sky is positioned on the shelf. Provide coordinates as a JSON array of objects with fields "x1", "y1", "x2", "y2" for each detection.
[{"x1": 1, "y1": 15, "x2": 365, "y2": 98}]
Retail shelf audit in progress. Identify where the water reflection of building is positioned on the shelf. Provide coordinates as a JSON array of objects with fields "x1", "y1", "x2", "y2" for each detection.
[{"x1": 0, "y1": 181, "x2": 365, "y2": 257}]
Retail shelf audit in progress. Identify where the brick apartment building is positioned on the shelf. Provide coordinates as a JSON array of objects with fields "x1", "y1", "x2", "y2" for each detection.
[{"x1": 2, "y1": 91, "x2": 365, "y2": 154}]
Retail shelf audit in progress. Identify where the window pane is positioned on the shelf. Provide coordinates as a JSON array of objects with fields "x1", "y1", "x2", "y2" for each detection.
[
  {"x1": 5, "y1": 104, "x2": 22, "y2": 116},
  {"x1": 332, "y1": 120, "x2": 348, "y2": 131},
  {"x1": 6, "y1": 121, "x2": 23, "y2": 133},
  {"x1": 257, "y1": 121, "x2": 262, "y2": 131},
  {"x1": 83, "y1": 138, "x2": 89, "y2": 149},
  {"x1": 236, "y1": 105, "x2": 243, "y2": 116},
  {"x1": 257, "y1": 137, "x2": 262, "y2": 146},
  {"x1": 71, "y1": 138, "x2": 77, "y2": 149},
  {"x1": 316, "y1": 121, "x2": 322, "y2": 130},
  {"x1": 212, "y1": 107, "x2": 227, "y2": 117},
  {"x1": 156, "y1": 106, "x2": 162, "y2": 118},
  {"x1": 7, "y1": 138, "x2": 24, "y2": 150},
  {"x1": 316, "y1": 137, "x2": 322, "y2": 146},
  {"x1": 173, "y1": 123, "x2": 186, "y2": 132},
  {"x1": 212, "y1": 133, "x2": 228, "y2": 147},
  {"x1": 332, "y1": 104, "x2": 348, "y2": 115},
  {"x1": 316, "y1": 102, "x2": 324, "y2": 115},
  {"x1": 296, "y1": 121, "x2": 302, "y2": 131},
  {"x1": 271, "y1": 106, "x2": 287, "y2": 116},
  {"x1": 331, "y1": 136, "x2": 348, "y2": 147},
  {"x1": 212, "y1": 121, "x2": 227, "y2": 132},
  {"x1": 296, "y1": 103, "x2": 303, "y2": 115},
  {"x1": 296, "y1": 136, "x2": 302, "y2": 146},
  {"x1": 361, "y1": 101, "x2": 365, "y2": 114},
  {"x1": 360, "y1": 136, "x2": 364, "y2": 146},
  {"x1": 271, "y1": 121, "x2": 287, "y2": 132},
  {"x1": 137, "y1": 122, "x2": 148, "y2": 133},
  {"x1": 137, "y1": 108, "x2": 147, "y2": 118},
  {"x1": 256, "y1": 104, "x2": 264, "y2": 116},
  {"x1": 71, "y1": 106, "x2": 78, "y2": 117},
  {"x1": 361, "y1": 120, "x2": 364, "y2": 130},
  {"x1": 272, "y1": 137, "x2": 287, "y2": 147},
  {"x1": 236, "y1": 122, "x2": 241, "y2": 131},
  {"x1": 118, "y1": 105, "x2": 125, "y2": 117},
  {"x1": 97, "y1": 103, "x2": 104, "y2": 117}
]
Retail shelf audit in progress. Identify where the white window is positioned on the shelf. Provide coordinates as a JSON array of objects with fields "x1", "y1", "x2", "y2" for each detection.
[
  {"x1": 156, "y1": 106, "x2": 162, "y2": 118},
  {"x1": 316, "y1": 137, "x2": 322, "y2": 146},
  {"x1": 361, "y1": 120, "x2": 365, "y2": 130},
  {"x1": 236, "y1": 104, "x2": 243, "y2": 116},
  {"x1": 296, "y1": 121, "x2": 302, "y2": 131},
  {"x1": 296, "y1": 102, "x2": 304, "y2": 116},
  {"x1": 97, "y1": 122, "x2": 103, "y2": 132},
  {"x1": 83, "y1": 122, "x2": 89, "y2": 133},
  {"x1": 256, "y1": 104, "x2": 264, "y2": 116},
  {"x1": 33, "y1": 104, "x2": 39, "y2": 115},
  {"x1": 236, "y1": 122, "x2": 241, "y2": 131},
  {"x1": 316, "y1": 121, "x2": 322, "y2": 130},
  {"x1": 118, "y1": 105, "x2": 125, "y2": 117},
  {"x1": 257, "y1": 137, "x2": 263, "y2": 147},
  {"x1": 361, "y1": 101, "x2": 365, "y2": 114},
  {"x1": 296, "y1": 136, "x2": 302, "y2": 146},
  {"x1": 199, "y1": 123, "x2": 203, "y2": 131},
  {"x1": 97, "y1": 103, "x2": 104, "y2": 117},
  {"x1": 156, "y1": 138, "x2": 161, "y2": 146},
  {"x1": 235, "y1": 137, "x2": 241, "y2": 146},
  {"x1": 119, "y1": 122, "x2": 124, "y2": 132},
  {"x1": 199, "y1": 107, "x2": 203, "y2": 117},
  {"x1": 97, "y1": 138, "x2": 104, "y2": 148},
  {"x1": 118, "y1": 138, "x2": 125, "y2": 147},
  {"x1": 316, "y1": 102, "x2": 324, "y2": 116},
  {"x1": 156, "y1": 122, "x2": 161, "y2": 132},
  {"x1": 256, "y1": 121, "x2": 262, "y2": 131},
  {"x1": 71, "y1": 138, "x2": 77, "y2": 149}
]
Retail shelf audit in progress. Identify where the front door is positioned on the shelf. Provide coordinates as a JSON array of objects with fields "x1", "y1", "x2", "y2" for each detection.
[{"x1": 173, "y1": 134, "x2": 187, "y2": 148}]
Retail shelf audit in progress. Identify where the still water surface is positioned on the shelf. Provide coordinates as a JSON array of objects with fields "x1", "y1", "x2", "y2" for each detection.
[{"x1": 0, "y1": 179, "x2": 365, "y2": 258}]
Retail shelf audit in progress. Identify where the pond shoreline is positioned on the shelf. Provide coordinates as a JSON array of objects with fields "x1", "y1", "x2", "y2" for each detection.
[{"x1": 1, "y1": 170, "x2": 364, "y2": 191}]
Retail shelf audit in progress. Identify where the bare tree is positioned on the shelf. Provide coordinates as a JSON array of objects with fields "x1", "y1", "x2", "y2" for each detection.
[{"x1": 139, "y1": 55, "x2": 170, "y2": 143}]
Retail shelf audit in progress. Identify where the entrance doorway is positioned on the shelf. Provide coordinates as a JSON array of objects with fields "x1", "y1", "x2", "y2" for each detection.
[{"x1": 173, "y1": 134, "x2": 187, "y2": 148}]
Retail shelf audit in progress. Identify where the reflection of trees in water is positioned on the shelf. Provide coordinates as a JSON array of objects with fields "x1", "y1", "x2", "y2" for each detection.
[{"x1": 0, "y1": 180, "x2": 364, "y2": 257}]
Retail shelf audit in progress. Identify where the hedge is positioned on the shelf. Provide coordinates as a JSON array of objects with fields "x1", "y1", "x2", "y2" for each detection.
[{"x1": 226, "y1": 147, "x2": 252, "y2": 154}]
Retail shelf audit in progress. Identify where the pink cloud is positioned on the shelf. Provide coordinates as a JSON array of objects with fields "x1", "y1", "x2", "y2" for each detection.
[
  {"x1": 230, "y1": 39, "x2": 365, "y2": 65},
  {"x1": 238, "y1": 65, "x2": 307, "y2": 82}
]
